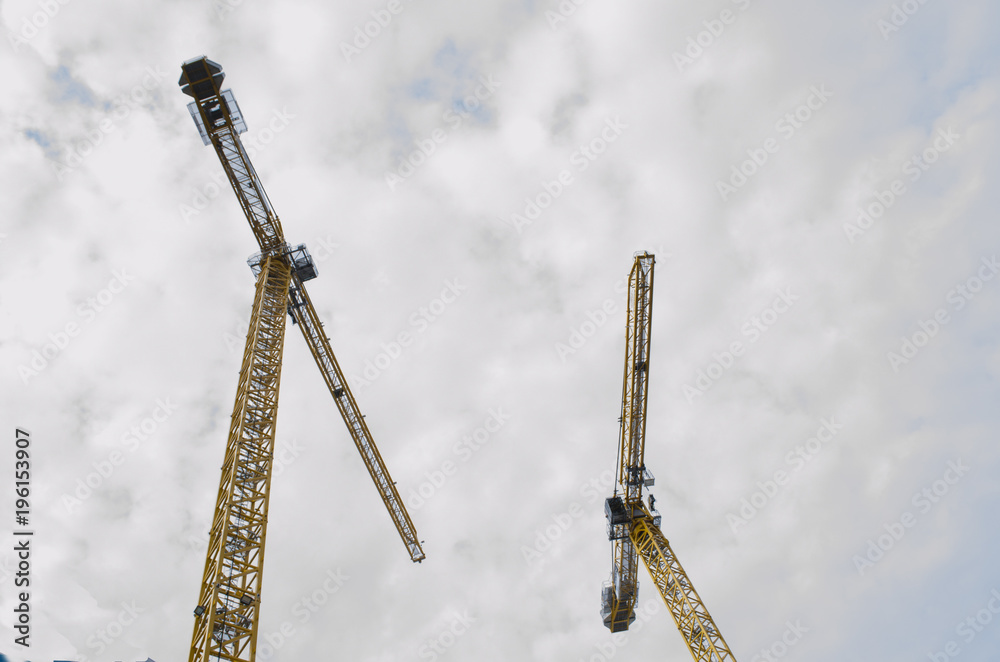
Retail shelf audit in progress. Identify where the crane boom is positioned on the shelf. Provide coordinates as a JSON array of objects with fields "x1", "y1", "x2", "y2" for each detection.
[
  {"x1": 601, "y1": 252, "x2": 738, "y2": 661},
  {"x1": 630, "y1": 508, "x2": 737, "y2": 661},
  {"x1": 180, "y1": 57, "x2": 283, "y2": 252},
  {"x1": 214, "y1": 127, "x2": 284, "y2": 251},
  {"x1": 178, "y1": 56, "x2": 425, "y2": 661},
  {"x1": 617, "y1": 253, "x2": 653, "y2": 498},
  {"x1": 289, "y1": 273, "x2": 425, "y2": 562}
]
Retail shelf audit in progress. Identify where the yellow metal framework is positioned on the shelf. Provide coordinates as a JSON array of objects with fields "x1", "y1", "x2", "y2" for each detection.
[
  {"x1": 178, "y1": 56, "x2": 424, "y2": 662},
  {"x1": 190, "y1": 256, "x2": 290, "y2": 661},
  {"x1": 289, "y1": 276, "x2": 425, "y2": 560},
  {"x1": 601, "y1": 253, "x2": 737, "y2": 662},
  {"x1": 631, "y1": 508, "x2": 736, "y2": 660}
]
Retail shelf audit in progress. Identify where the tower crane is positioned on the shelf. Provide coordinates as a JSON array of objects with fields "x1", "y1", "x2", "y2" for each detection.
[
  {"x1": 601, "y1": 252, "x2": 737, "y2": 661},
  {"x1": 177, "y1": 56, "x2": 425, "y2": 662}
]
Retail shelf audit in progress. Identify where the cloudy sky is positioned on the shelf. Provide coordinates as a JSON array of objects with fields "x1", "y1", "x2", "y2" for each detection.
[{"x1": 1, "y1": 0, "x2": 999, "y2": 660}]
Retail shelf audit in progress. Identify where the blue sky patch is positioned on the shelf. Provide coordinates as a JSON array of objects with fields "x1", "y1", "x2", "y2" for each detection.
[{"x1": 51, "y1": 65, "x2": 95, "y2": 106}]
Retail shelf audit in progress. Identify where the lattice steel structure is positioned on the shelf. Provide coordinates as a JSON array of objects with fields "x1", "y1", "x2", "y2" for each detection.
[
  {"x1": 189, "y1": 255, "x2": 290, "y2": 659},
  {"x1": 601, "y1": 252, "x2": 738, "y2": 662},
  {"x1": 179, "y1": 56, "x2": 424, "y2": 662}
]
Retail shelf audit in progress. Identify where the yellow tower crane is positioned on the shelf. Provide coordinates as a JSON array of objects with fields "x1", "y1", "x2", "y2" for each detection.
[
  {"x1": 601, "y1": 252, "x2": 738, "y2": 661},
  {"x1": 177, "y1": 56, "x2": 425, "y2": 662}
]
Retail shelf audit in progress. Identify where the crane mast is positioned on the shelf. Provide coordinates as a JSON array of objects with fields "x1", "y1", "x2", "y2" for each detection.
[
  {"x1": 178, "y1": 56, "x2": 424, "y2": 662},
  {"x1": 601, "y1": 253, "x2": 737, "y2": 662}
]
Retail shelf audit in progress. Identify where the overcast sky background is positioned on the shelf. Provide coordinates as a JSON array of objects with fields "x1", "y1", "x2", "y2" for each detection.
[{"x1": 1, "y1": 0, "x2": 999, "y2": 660}]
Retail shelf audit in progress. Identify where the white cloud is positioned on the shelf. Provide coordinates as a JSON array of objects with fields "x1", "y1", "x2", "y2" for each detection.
[{"x1": 1, "y1": 1, "x2": 999, "y2": 660}]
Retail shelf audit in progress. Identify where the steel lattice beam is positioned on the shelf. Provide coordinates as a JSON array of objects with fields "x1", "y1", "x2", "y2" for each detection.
[
  {"x1": 189, "y1": 256, "x2": 291, "y2": 662},
  {"x1": 616, "y1": 254, "x2": 654, "y2": 500},
  {"x1": 604, "y1": 253, "x2": 655, "y2": 632},
  {"x1": 289, "y1": 274, "x2": 425, "y2": 562},
  {"x1": 212, "y1": 127, "x2": 284, "y2": 253},
  {"x1": 631, "y1": 511, "x2": 737, "y2": 662},
  {"x1": 180, "y1": 56, "x2": 283, "y2": 253}
]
